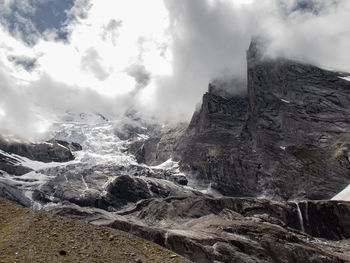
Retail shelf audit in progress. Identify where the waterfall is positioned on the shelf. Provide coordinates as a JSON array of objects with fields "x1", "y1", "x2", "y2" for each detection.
[
  {"x1": 305, "y1": 201, "x2": 309, "y2": 230},
  {"x1": 295, "y1": 202, "x2": 305, "y2": 232}
]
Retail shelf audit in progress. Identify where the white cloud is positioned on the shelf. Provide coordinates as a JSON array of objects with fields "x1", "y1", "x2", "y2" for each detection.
[
  {"x1": 0, "y1": 0, "x2": 171, "y2": 139},
  {"x1": 2, "y1": 0, "x2": 350, "y2": 139}
]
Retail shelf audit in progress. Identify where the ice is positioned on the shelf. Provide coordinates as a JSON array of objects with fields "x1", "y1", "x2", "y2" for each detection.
[{"x1": 52, "y1": 121, "x2": 137, "y2": 167}]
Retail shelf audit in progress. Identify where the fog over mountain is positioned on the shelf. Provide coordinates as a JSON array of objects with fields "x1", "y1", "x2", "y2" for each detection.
[{"x1": 1, "y1": 0, "x2": 350, "y2": 139}]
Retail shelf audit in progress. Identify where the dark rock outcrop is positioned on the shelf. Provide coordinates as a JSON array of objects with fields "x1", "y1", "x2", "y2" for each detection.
[
  {"x1": 48, "y1": 139, "x2": 82, "y2": 152},
  {"x1": 50, "y1": 196, "x2": 350, "y2": 263},
  {"x1": 0, "y1": 136, "x2": 77, "y2": 163},
  {"x1": 129, "y1": 123, "x2": 187, "y2": 166},
  {"x1": 0, "y1": 182, "x2": 32, "y2": 207},
  {"x1": 298, "y1": 200, "x2": 350, "y2": 240},
  {"x1": 175, "y1": 40, "x2": 350, "y2": 200},
  {"x1": 37, "y1": 164, "x2": 202, "y2": 211},
  {"x1": 110, "y1": 197, "x2": 350, "y2": 263},
  {"x1": 0, "y1": 152, "x2": 33, "y2": 176}
]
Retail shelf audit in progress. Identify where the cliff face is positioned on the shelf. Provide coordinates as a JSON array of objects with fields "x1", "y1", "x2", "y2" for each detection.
[{"x1": 179, "y1": 41, "x2": 350, "y2": 200}]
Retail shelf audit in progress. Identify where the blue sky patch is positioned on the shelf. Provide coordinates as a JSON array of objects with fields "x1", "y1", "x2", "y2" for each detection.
[{"x1": 1, "y1": 0, "x2": 75, "y2": 45}]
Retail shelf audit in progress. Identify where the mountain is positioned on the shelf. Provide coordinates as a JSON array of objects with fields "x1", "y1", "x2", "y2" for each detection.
[
  {"x1": 133, "y1": 40, "x2": 350, "y2": 200},
  {"x1": 1, "y1": 41, "x2": 350, "y2": 263}
]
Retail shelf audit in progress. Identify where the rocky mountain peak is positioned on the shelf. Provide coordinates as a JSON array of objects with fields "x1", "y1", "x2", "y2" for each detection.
[
  {"x1": 246, "y1": 37, "x2": 266, "y2": 64},
  {"x1": 178, "y1": 40, "x2": 350, "y2": 200}
]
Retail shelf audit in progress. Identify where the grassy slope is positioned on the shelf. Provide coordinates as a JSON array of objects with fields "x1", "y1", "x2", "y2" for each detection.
[{"x1": 0, "y1": 198, "x2": 191, "y2": 263}]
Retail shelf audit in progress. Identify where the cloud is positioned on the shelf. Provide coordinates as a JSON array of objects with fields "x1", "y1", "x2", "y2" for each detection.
[
  {"x1": 0, "y1": 67, "x2": 131, "y2": 140},
  {"x1": 141, "y1": 0, "x2": 252, "y2": 121},
  {"x1": 126, "y1": 64, "x2": 151, "y2": 89},
  {"x1": 2, "y1": 0, "x2": 350, "y2": 139},
  {"x1": 255, "y1": 0, "x2": 350, "y2": 72},
  {"x1": 0, "y1": 60, "x2": 45, "y2": 140},
  {"x1": 141, "y1": 0, "x2": 350, "y2": 122},
  {"x1": 0, "y1": 0, "x2": 170, "y2": 139},
  {"x1": 7, "y1": 55, "x2": 37, "y2": 71},
  {"x1": 101, "y1": 19, "x2": 122, "y2": 45},
  {"x1": 81, "y1": 48, "x2": 110, "y2": 81}
]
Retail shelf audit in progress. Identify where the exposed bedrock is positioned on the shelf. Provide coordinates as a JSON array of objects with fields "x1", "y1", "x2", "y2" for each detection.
[
  {"x1": 131, "y1": 40, "x2": 350, "y2": 200},
  {"x1": 48, "y1": 197, "x2": 350, "y2": 263},
  {"x1": 0, "y1": 136, "x2": 80, "y2": 163}
]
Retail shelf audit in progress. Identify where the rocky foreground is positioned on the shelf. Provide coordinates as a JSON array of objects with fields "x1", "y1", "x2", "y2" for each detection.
[
  {"x1": 48, "y1": 196, "x2": 350, "y2": 263},
  {"x1": 0, "y1": 197, "x2": 189, "y2": 263}
]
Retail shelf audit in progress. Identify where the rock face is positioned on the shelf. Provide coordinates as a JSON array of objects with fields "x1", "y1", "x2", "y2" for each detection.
[
  {"x1": 297, "y1": 200, "x2": 350, "y2": 240},
  {"x1": 129, "y1": 123, "x2": 187, "y2": 166},
  {"x1": 0, "y1": 152, "x2": 33, "y2": 176},
  {"x1": 50, "y1": 196, "x2": 350, "y2": 263},
  {"x1": 36, "y1": 163, "x2": 202, "y2": 211},
  {"x1": 176, "y1": 41, "x2": 350, "y2": 200},
  {"x1": 0, "y1": 137, "x2": 78, "y2": 163},
  {"x1": 0, "y1": 182, "x2": 32, "y2": 207}
]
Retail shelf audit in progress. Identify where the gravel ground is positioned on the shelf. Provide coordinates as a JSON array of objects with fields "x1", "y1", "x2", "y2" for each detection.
[{"x1": 0, "y1": 198, "x2": 191, "y2": 263}]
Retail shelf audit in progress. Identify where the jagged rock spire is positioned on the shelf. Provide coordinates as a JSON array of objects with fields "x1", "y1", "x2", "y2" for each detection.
[{"x1": 247, "y1": 37, "x2": 266, "y2": 65}]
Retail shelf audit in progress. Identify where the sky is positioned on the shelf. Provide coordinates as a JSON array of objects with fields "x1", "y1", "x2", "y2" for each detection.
[{"x1": 1, "y1": 0, "x2": 350, "y2": 139}]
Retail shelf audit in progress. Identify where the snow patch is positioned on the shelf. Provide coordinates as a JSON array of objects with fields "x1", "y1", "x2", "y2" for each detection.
[
  {"x1": 338, "y1": 76, "x2": 350, "y2": 82},
  {"x1": 331, "y1": 184, "x2": 350, "y2": 201},
  {"x1": 281, "y1": 99, "x2": 290, "y2": 104},
  {"x1": 151, "y1": 159, "x2": 179, "y2": 171}
]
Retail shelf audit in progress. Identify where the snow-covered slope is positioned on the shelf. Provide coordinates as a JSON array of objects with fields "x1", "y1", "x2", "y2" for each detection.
[{"x1": 332, "y1": 184, "x2": 350, "y2": 201}]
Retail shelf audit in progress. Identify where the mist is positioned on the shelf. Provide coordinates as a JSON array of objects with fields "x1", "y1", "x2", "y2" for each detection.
[
  {"x1": 1, "y1": 0, "x2": 350, "y2": 139},
  {"x1": 141, "y1": 0, "x2": 350, "y2": 121}
]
